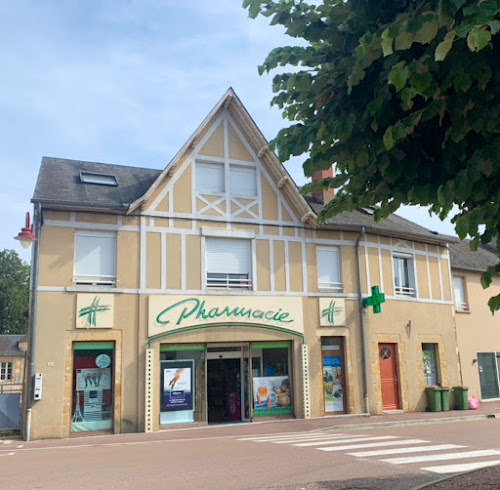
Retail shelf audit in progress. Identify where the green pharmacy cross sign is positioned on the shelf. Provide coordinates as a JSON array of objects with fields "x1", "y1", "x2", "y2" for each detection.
[{"x1": 363, "y1": 285, "x2": 385, "y2": 314}]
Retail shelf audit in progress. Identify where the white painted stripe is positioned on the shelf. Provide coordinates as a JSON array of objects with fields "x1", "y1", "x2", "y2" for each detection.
[
  {"x1": 350, "y1": 444, "x2": 464, "y2": 458},
  {"x1": 273, "y1": 434, "x2": 374, "y2": 445},
  {"x1": 305, "y1": 436, "x2": 398, "y2": 448},
  {"x1": 422, "y1": 460, "x2": 500, "y2": 475},
  {"x1": 382, "y1": 449, "x2": 500, "y2": 465},
  {"x1": 317, "y1": 438, "x2": 423, "y2": 452},
  {"x1": 238, "y1": 432, "x2": 345, "y2": 442}
]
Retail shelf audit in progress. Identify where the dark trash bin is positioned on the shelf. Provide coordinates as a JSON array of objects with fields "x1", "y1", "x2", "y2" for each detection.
[
  {"x1": 454, "y1": 386, "x2": 469, "y2": 410},
  {"x1": 426, "y1": 386, "x2": 443, "y2": 412}
]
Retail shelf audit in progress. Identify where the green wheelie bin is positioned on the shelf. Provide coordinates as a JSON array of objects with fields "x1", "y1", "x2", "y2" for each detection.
[
  {"x1": 441, "y1": 387, "x2": 450, "y2": 411},
  {"x1": 454, "y1": 386, "x2": 469, "y2": 410},
  {"x1": 426, "y1": 386, "x2": 443, "y2": 412}
]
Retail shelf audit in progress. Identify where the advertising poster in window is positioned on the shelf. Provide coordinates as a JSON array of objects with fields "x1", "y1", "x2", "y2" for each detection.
[
  {"x1": 323, "y1": 356, "x2": 343, "y2": 412},
  {"x1": 76, "y1": 368, "x2": 112, "y2": 391},
  {"x1": 253, "y1": 376, "x2": 291, "y2": 411},
  {"x1": 161, "y1": 360, "x2": 194, "y2": 411}
]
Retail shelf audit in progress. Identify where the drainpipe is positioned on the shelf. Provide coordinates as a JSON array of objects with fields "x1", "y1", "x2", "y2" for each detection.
[
  {"x1": 356, "y1": 227, "x2": 370, "y2": 415},
  {"x1": 25, "y1": 202, "x2": 41, "y2": 441}
]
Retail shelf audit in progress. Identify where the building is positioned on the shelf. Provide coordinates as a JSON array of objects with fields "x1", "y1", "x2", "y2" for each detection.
[
  {"x1": 0, "y1": 335, "x2": 27, "y2": 431},
  {"x1": 27, "y1": 89, "x2": 461, "y2": 440},
  {"x1": 450, "y1": 240, "x2": 500, "y2": 401}
]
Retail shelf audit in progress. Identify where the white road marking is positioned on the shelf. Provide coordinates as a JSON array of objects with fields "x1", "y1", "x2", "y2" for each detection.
[
  {"x1": 272, "y1": 434, "x2": 372, "y2": 444},
  {"x1": 0, "y1": 452, "x2": 15, "y2": 456},
  {"x1": 243, "y1": 433, "x2": 356, "y2": 443},
  {"x1": 299, "y1": 435, "x2": 398, "y2": 448},
  {"x1": 421, "y1": 460, "x2": 500, "y2": 474},
  {"x1": 382, "y1": 449, "x2": 500, "y2": 465},
  {"x1": 349, "y1": 443, "x2": 465, "y2": 457},
  {"x1": 238, "y1": 432, "x2": 335, "y2": 441},
  {"x1": 315, "y1": 439, "x2": 430, "y2": 452}
]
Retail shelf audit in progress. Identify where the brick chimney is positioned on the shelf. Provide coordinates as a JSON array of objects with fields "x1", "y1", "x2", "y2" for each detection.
[{"x1": 312, "y1": 166, "x2": 335, "y2": 204}]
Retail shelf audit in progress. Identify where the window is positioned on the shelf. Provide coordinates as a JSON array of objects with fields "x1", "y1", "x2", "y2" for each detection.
[
  {"x1": 317, "y1": 246, "x2": 342, "y2": 292},
  {"x1": 454, "y1": 276, "x2": 468, "y2": 312},
  {"x1": 422, "y1": 343, "x2": 439, "y2": 386},
  {"x1": 74, "y1": 231, "x2": 117, "y2": 286},
  {"x1": 196, "y1": 163, "x2": 224, "y2": 194},
  {"x1": 0, "y1": 362, "x2": 12, "y2": 381},
  {"x1": 80, "y1": 172, "x2": 118, "y2": 186},
  {"x1": 393, "y1": 253, "x2": 416, "y2": 296},
  {"x1": 229, "y1": 165, "x2": 257, "y2": 196},
  {"x1": 196, "y1": 161, "x2": 257, "y2": 197},
  {"x1": 205, "y1": 238, "x2": 252, "y2": 289}
]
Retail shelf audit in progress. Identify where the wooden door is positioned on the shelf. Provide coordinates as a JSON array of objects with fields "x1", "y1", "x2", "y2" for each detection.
[{"x1": 379, "y1": 343, "x2": 400, "y2": 410}]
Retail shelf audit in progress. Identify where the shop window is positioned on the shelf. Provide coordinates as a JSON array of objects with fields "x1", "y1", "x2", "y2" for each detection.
[
  {"x1": 422, "y1": 343, "x2": 439, "y2": 386},
  {"x1": 454, "y1": 276, "x2": 469, "y2": 312},
  {"x1": 0, "y1": 362, "x2": 12, "y2": 381},
  {"x1": 251, "y1": 342, "x2": 292, "y2": 417},
  {"x1": 321, "y1": 338, "x2": 345, "y2": 413},
  {"x1": 317, "y1": 246, "x2": 342, "y2": 292},
  {"x1": 205, "y1": 237, "x2": 252, "y2": 289},
  {"x1": 71, "y1": 342, "x2": 114, "y2": 433},
  {"x1": 160, "y1": 344, "x2": 206, "y2": 425},
  {"x1": 393, "y1": 253, "x2": 416, "y2": 297},
  {"x1": 74, "y1": 230, "x2": 116, "y2": 286}
]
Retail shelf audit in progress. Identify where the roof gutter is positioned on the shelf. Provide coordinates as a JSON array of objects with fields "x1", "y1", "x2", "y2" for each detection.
[
  {"x1": 31, "y1": 198, "x2": 129, "y2": 212},
  {"x1": 356, "y1": 227, "x2": 370, "y2": 415}
]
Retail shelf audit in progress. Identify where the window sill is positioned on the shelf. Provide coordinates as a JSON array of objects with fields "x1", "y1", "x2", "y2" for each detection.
[{"x1": 456, "y1": 308, "x2": 471, "y2": 314}]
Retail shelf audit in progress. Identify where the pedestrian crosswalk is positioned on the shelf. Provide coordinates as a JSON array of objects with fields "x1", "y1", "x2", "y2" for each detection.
[{"x1": 238, "y1": 431, "x2": 500, "y2": 475}]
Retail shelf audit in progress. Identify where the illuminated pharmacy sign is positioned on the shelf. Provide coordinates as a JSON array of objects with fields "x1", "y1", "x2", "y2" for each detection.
[{"x1": 148, "y1": 295, "x2": 303, "y2": 337}]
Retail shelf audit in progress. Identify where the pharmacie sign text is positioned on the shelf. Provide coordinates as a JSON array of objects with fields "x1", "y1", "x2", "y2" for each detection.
[{"x1": 148, "y1": 295, "x2": 304, "y2": 337}]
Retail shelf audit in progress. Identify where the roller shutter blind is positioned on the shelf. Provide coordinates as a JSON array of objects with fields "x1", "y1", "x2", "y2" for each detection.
[{"x1": 206, "y1": 238, "x2": 250, "y2": 274}]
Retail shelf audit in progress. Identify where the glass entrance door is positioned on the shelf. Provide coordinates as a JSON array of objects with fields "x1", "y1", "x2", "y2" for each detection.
[
  {"x1": 206, "y1": 343, "x2": 250, "y2": 423},
  {"x1": 478, "y1": 352, "x2": 500, "y2": 399}
]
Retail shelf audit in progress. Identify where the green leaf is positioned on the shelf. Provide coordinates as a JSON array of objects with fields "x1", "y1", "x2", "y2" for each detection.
[
  {"x1": 388, "y1": 62, "x2": 409, "y2": 92},
  {"x1": 489, "y1": 20, "x2": 500, "y2": 35},
  {"x1": 467, "y1": 26, "x2": 492, "y2": 51},
  {"x1": 383, "y1": 126, "x2": 394, "y2": 150},
  {"x1": 453, "y1": 72, "x2": 472, "y2": 92},
  {"x1": 435, "y1": 30, "x2": 456, "y2": 61},
  {"x1": 455, "y1": 218, "x2": 468, "y2": 239},
  {"x1": 414, "y1": 17, "x2": 439, "y2": 44},
  {"x1": 401, "y1": 87, "x2": 416, "y2": 110},
  {"x1": 488, "y1": 295, "x2": 500, "y2": 314},
  {"x1": 395, "y1": 30, "x2": 414, "y2": 50},
  {"x1": 381, "y1": 28, "x2": 394, "y2": 56},
  {"x1": 411, "y1": 72, "x2": 433, "y2": 94}
]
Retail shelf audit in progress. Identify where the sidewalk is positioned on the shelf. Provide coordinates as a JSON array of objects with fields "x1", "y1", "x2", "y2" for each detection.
[{"x1": 3, "y1": 399, "x2": 500, "y2": 449}]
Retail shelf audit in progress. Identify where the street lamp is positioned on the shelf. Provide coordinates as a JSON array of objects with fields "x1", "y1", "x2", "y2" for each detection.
[{"x1": 14, "y1": 212, "x2": 37, "y2": 249}]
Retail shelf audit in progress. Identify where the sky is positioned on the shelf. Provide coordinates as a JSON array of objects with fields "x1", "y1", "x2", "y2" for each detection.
[{"x1": 0, "y1": 0, "x2": 457, "y2": 263}]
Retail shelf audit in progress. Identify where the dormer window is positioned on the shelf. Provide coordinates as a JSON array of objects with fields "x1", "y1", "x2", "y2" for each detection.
[{"x1": 80, "y1": 171, "x2": 118, "y2": 186}]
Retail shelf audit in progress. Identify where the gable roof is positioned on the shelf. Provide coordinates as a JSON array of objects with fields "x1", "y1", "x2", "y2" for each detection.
[
  {"x1": 449, "y1": 239, "x2": 498, "y2": 272},
  {"x1": 127, "y1": 88, "x2": 317, "y2": 226},
  {"x1": 32, "y1": 157, "x2": 161, "y2": 212},
  {"x1": 305, "y1": 196, "x2": 456, "y2": 245},
  {"x1": 0, "y1": 335, "x2": 27, "y2": 357}
]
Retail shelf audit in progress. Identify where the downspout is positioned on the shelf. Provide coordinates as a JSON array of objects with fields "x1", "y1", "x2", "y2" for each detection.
[
  {"x1": 25, "y1": 202, "x2": 41, "y2": 441},
  {"x1": 356, "y1": 227, "x2": 370, "y2": 415}
]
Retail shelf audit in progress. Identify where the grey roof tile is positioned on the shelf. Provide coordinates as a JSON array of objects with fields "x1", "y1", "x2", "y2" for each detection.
[
  {"x1": 449, "y1": 239, "x2": 498, "y2": 272},
  {"x1": 33, "y1": 157, "x2": 162, "y2": 210},
  {"x1": 0, "y1": 335, "x2": 27, "y2": 357}
]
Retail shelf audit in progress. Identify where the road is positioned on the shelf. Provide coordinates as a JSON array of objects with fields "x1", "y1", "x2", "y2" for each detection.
[{"x1": 1, "y1": 418, "x2": 499, "y2": 489}]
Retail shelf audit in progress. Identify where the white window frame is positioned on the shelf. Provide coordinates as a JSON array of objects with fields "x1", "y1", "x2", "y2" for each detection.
[
  {"x1": 195, "y1": 160, "x2": 257, "y2": 198},
  {"x1": 392, "y1": 252, "x2": 416, "y2": 297},
  {"x1": 453, "y1": 276, "x2": 469, "y2": 312},
  {"x1": 316, "y1": 246, "x2": 343, "y2": 293},
  {"x1": 195, "y1": 161, "x2": 224, "y2": 195},
  {"x1": 203, "y1": 234, "x2": 254, "y2": 291},
  {"x1": 0, "y1": 362, "x2": 12, "y2": 381},
  {"x1": 74, "y1": 230, "x2": 117, "y2": 286}
]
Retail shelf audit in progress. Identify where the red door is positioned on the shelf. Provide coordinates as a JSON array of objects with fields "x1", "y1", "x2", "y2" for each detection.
[{"x1": 379, "y1": 343, "x2": 400, "y2": 410}]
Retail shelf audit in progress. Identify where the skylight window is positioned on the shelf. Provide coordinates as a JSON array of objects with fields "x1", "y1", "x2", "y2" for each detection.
[{"x1": 80, "y1": 171, "x2": 118, "y2": 186}]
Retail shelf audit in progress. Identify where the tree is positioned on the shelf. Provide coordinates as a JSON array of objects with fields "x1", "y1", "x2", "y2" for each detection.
[
  {"x1": 243, "y1": 0, "x2": 500, "y2": 309},
  {"x1": 0, "y1": 250, "x2": 30, "y2": 334}
]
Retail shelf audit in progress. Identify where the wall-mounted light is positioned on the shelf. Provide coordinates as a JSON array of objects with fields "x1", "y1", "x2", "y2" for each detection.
[{"x1": 14, "y1": 212, "x2": 36, "y2": 249}]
